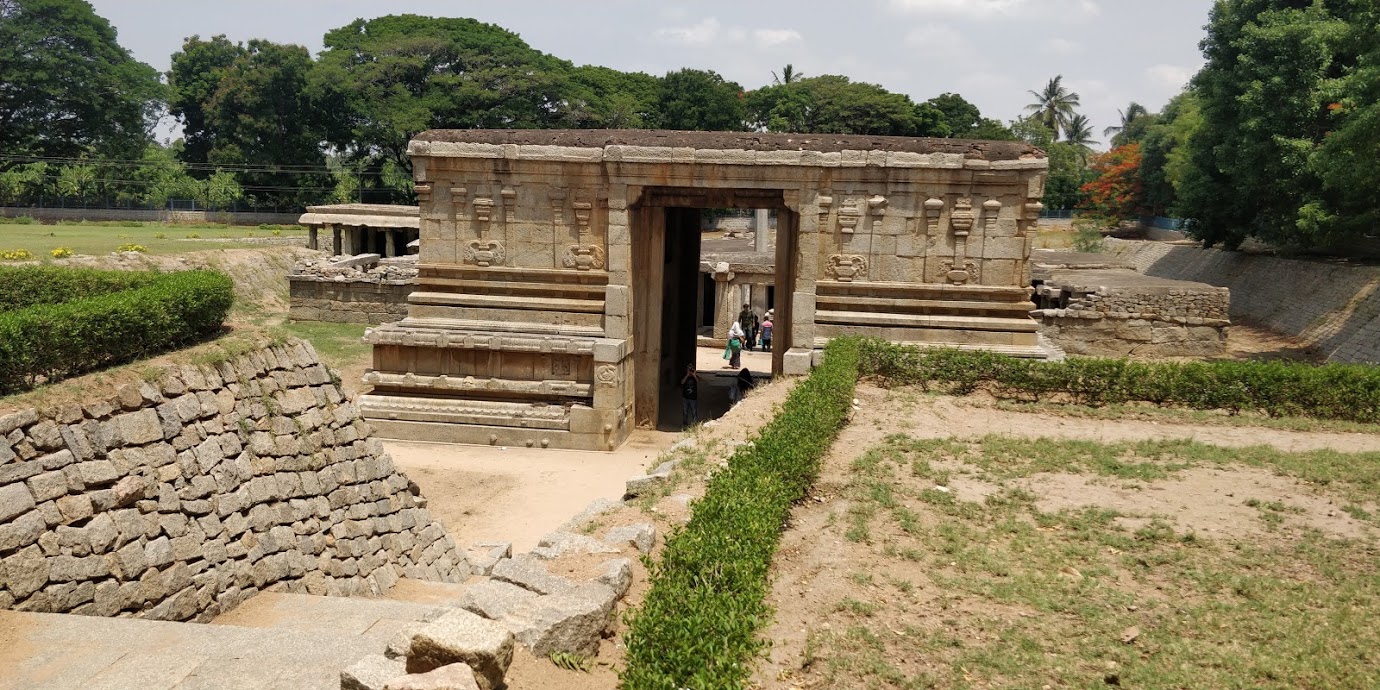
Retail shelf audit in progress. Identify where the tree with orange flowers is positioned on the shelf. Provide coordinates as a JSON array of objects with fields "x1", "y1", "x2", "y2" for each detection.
[{"x1": 1079, "y1": 143, "x2": 1145, "y2": 221}]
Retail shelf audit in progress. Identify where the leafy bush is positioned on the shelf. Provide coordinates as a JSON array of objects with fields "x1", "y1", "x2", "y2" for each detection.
[
  {"x1": 0, "y1": 266, "x2": 162, "y2": 312},
  {"x1": 0, "y1": 270, "x2": 233, "y2": 393},
  {"x1": 185, "y1": 233, "x2": 201, "y2": 239},
  {"x1": 50, "y1": 247, "x2": 74, "y2": 259},
  {"x1": 154, "y1": 232, "x2": 167, "y2": 240},
  {"x1": 115, "y1": 243, "x2": 147, "y2": 253},
  {"x1": 859, "y1": 341, "x2": 1380, "y2": 423},
  {"x1": 621, "y1": 338, "x2": 861, "y2": 690},
  {"x1": 11, "y1": 215, "x2": 37, "y2": 225},
  {"x1": 1072, "y1": 219, "x2": 1107, "y2": 252}
]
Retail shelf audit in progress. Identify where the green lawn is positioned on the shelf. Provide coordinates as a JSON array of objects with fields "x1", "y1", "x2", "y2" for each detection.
[{"x1": 0, "y1": 221, "x2": 307, "y2": 258}]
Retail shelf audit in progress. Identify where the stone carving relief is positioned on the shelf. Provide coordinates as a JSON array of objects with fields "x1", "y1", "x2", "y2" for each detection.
[
  {"x1": 501, "y1": 187, "x2": 518, "y2": 224},
  {"x1": 550, "y1": 356, "x2": 572, "y2": 377},
  {"x1": 827, "y1": 254, "x2": 869, "y2": 282},
  {"x1": 983, "y1": 199, "x2": 1002, "y2": 234},
  {"x1": 415, "y1": 183, "x2": 434, "y2": 204},
  {"x1": 472, "y1": 197, "x2": 495, "y2": 233},
  {"x1": 946, "y1": 198, "x2": 976, "y2": 285},
  {"x1": 595, "y1": 365, "x2": 620, "y2": 388},
  {"x1": 942, "y1": 259, "x2": 980, "y2": 285},
  {"x1": 463, "y1": 240, "x2": 506, "y2": 268},
  {"x1": 549, "y1": 188, "x2": 567, "y2": 226},
  {"x1": 450, "y1": 187, "x2": 470, "y2": 219},
  {"x1": 561, "y1": 244, "x2": 606, "y2": 271},
  {"x1": 817, "y1": 193, "x2": 834, "y2": 225}
]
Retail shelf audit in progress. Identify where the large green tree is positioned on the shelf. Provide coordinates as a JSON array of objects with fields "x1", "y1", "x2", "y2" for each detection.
[
  {"x1": 167, "y1": 35, "x2": 244, "y2": 166},
  {"x1": 745, "y1": 75, "x2": 948, "y2": 136},
  {"x1": 313, "y1": 15, "x2": 578, "y2": 169},
  {"x1": 1178, "y1": 0, "x2": 1356, "y2": 248},
  {"x1": 655, "y1": 68, "x2": 746, "y2": 131},
  {"x1": 0, "y1": 0, "x2": 162, "y2": 159},
  {"x1": 1013, "y1": 116, "x2": 1092, "y2": 211},
  {"x1": 1138, "y1": 91, "x2": 1201, "y2": 217},
  {"x1": 565, "y1": 65, "x2": 661, "y2": 129}
]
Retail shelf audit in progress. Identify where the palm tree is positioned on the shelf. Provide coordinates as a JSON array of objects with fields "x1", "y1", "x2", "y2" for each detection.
[
  {"x1": 1103, "y1": 102, "x2": 1150, "y2": 139},
  {"x1": 1025, "y1": 75, "x2": 1081, "y2": 140},
  {"x1": 772, "y1": 64, "x2": 801, "y2": 85},
  {"x1": 1063, "y1": 114, "x2": 1098, "y2": 160}
]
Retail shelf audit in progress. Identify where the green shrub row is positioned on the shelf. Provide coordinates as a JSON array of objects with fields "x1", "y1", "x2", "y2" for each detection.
[
  {"x1": 621, "y1": 338, "x2": 861, "y2": 690},
  {"x1": 0, "y1": 265, "x2": 163, "y2": 313},
  {"x1": 0, "y1": 270, "x2": 234, "y2": 394},
  {"x1": 859, "y1": 341, "x2": 1380, "y2": 423}
]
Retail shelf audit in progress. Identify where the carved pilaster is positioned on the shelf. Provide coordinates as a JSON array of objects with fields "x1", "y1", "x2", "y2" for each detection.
[
  {"x1": 948, "y1": 198, "x2": 975, "y2": 285},
  {"x1": 868, "y1": 195, "x2": 888, "y2": 234},
  {"x1": 838, "y1": 198, "x2": 862, "y2": 235},
  {"x1": 573, "y1": 201, "x2": 593, "y2": 240},
  {"x1": 450, "y1": 187, "x2": 470, "y2": 220},
  {"x1": 501, "y1": 186, "x2": 517, "y2": 225},
  {"x1": 983, "y1": 199, "x2": 1002, "y2": 235},
  {"x1": 816, "y1": 193, "x2": 834, "y2": 228},
  {"x1": 415, "y1": 183, "x2": 433, "y2": 204},
  {"x1": 472, "y1": 197, "x2": 495, "y2": 237},
  {"x1": 924, "y1": 198, "x2": 945, "y2": 236}
]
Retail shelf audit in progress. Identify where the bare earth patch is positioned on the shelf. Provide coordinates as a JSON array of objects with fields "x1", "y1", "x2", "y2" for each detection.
[{"x1": 755, "y1": 385, "x2": 1380, "y2": 689}]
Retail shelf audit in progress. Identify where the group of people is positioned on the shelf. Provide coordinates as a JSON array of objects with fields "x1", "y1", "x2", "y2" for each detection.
[
  {"x1": 680, "y1": 364, "x2": 753, "y2": 428},
  {"x1": 725, "y1": 304, "x2": 773, "y2": 369}
]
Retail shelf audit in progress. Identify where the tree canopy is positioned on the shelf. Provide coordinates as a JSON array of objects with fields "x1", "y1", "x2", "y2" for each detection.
[
  {"x1": 0, "y1": 0, "x2": 162, "y2": 159},
  {"x1": 746, "y1": 75, "x2": 948, "y2": 137}
]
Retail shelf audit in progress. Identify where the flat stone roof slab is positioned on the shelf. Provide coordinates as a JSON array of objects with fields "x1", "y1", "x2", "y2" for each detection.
[{"x1": 411, "y1": 129, "x2": 1046, "y2": 166}]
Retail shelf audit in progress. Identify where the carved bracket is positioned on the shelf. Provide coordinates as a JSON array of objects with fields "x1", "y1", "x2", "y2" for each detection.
[
  {"x1": 838, "y1": 199, "x2": 862, "y2": 235},
  {"x1": 450, "y1": 187, "x2": 470, "y2": 219},
  {"x1": 549, "y1": 188, "x2": 567, "y2": 226},
  {"x1": 415, "y1": 183, "x2": 433, "y2": 204},
  {"x1": 573, "y1": 201, "x2": 594, "y2": 239},
  {"x1": 562, "y1": 244, "x2": 606, "y2": 271},
  {"x1": 950, "y1": 198, "x2": 975, "y2": 237},
  {"x1": 827, "y1": 254, "x2": 869, "y2": 282},
  {"x1": 817, "y1": 193, "x2": 834, "y2": 226},
  {"x1": 501, "y1": 187, "x2": 518, "y2": 225},
  {"x1": 923, "y1": 198, "x2": 945, "y2": 235},
  {"x1": 463, "y1": 240, "x2": 505, "y2": 268},
  {"x1": 472, "y1": 197, "x2": 495, "y2": 236}
]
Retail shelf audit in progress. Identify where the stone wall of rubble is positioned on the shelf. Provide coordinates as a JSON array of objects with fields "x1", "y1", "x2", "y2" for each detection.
[
  {"x1": 0, "y1": 340, "x2": 466, "y2": 623},
  {"x1": 288, "y1": 255, "x2": 418, "y2": 325}
]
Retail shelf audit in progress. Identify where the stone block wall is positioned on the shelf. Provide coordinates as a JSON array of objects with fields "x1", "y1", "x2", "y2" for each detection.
[
  {"x1": 0, "y1": 340, "x2": 467, "y2": 623},
  {"x1": 1032, "y1": 275, "x2": 1230, "y2": 357},
  {"x1": 289, "y1": 277, "x2": 412, "y2": 325},
  {"x1": 1109, "y1": 240, "x2": 1380, "y2": 363}
]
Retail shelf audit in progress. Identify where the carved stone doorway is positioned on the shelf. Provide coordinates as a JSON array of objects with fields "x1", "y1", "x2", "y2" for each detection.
[{"x1": 630, "y1": 187, "x2": 798, "y2": 430}]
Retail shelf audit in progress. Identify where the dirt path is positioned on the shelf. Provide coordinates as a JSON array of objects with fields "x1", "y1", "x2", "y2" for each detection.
[{"x1": 860, "y1": 385, "x2": 1380, "y2": 453}]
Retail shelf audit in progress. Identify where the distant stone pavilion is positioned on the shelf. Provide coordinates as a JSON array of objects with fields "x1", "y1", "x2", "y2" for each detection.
[
  {"x1": 358, "y1": 129, "x2": 1050, "y2": 450},
  {"x1": 299, "y1": 204, "x2": 420, "y2": 258}
]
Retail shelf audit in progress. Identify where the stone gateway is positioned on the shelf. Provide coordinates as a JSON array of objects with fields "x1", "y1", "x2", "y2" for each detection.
[{"x1": 361, "y1": 130, "x2": 1049, "y2": 450}]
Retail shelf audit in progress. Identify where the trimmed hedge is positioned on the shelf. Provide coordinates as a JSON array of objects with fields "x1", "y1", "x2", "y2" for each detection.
[
  {"x1": 0, "y1": 265, "x2": 162, "y2": 313},
  {"x1": 859, "y1": 341, "x2": 1380, "y2": 423},
  {"x1": 0, "y1": 270, "x2": 234, "y2": 394},
  {"x1": 621, "y1": 337, "x2": 861, "y2": 690}
]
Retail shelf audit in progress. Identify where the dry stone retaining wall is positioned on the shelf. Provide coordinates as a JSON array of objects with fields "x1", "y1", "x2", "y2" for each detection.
[
  {"x1": 289, "y1": 256, "x2": 417, "y2": 325},
  {"x1": 0, "y1": 340, "x2": 466, "y2": 623},
  {"x1": 1109, "y1": 240, "x2": 1380, "y2": 363}
]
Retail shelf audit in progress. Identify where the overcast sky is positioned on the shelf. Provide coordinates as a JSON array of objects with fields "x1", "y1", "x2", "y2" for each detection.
[{"x1": 89, "y1": 0, "x2": 1214, "y2": 149}]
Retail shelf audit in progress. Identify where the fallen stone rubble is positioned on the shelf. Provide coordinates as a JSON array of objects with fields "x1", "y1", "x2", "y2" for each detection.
[{"x1": 292, "y1": 254, "x2": 419, "y2": 284}]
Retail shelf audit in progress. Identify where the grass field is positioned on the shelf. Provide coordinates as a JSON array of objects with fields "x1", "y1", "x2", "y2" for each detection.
[{"x1": 0, "y1": 221, "x2": 307, "y2": 258}]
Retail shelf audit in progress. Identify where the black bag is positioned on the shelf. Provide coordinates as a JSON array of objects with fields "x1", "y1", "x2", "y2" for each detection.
[{"x1": 681, "y1": 377, "x2": 697, "y2": 399}]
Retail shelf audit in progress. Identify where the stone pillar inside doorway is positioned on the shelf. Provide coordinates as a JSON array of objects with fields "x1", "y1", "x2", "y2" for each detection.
[{"x1": 712, "y1": 269, "x2": 736, "y2": 339}]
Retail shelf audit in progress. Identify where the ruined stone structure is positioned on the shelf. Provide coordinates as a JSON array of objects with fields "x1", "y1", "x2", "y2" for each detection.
[
  {"x1": 361, "y1": 130, "x2": 1048, "y2": 450},
  {"x1": 299, "y1": 204, "x2": 420, "y2": 258},
  {"x1": 0, "y1": 341, "x2": 466, "y2": 623}
]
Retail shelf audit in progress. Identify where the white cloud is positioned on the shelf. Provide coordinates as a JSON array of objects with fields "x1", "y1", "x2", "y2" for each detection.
[
  {"x1": 1041, "y1": 38, "x2": 1080, "y2": 55},
  {"x1": 887, "y1": 0, "x2": 1100, "y2": 21},
  {"x1": 655, "y1": 18, "x2": 723, "y2": 46},
  {"x1": 1145, "y1": 63, "x2": 1194, "y2": 90},
  {"x1": 753, "y1": 28, "x2": 803, "y2": 48},
  {"x1": 655, "y1": 19, "x2": 802, "y2": 50}
]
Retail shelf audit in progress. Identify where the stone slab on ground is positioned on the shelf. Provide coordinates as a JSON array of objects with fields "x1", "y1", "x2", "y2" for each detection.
[
  {"x1": 0, "y1": 609, "x2": 389, "y2": 690},
  {"x1": 342, "y1": 655, "x2": 408, "y2": 690},
  {"x1": 603, "y1": 523, "x2": 656, "y2": 554},
  {"x1": 530, "y1": 531, "x2": 620, "y2": 560},
  {"x1": 406, "y1": 609, "x2": 514, "y2": 690},
  {"x1": 457, "y1": 579, "x2": 541, "y2": 620},
  {"x1": 490, "y1": 556, "x2": 576, "y2": 595},
  {"x1": 501, "y1": 583, "x2": 618, "y2": 657},
  {"x1": 212, "y1": 592, "x2": 449, "y2": 638},
  {"x1": 384, "y1": 663, "x2": 480, "y2": 690}
]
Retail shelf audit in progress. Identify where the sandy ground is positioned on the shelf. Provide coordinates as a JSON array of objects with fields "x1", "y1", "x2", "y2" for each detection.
[
  {"x1": 386, "y1": 430, "x2": 676, "y2": 552},
  {"x1": 752, "y1": 385, "x2": 1380, "y2": 687}
]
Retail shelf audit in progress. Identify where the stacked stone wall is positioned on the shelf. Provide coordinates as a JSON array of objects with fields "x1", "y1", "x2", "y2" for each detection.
[
  {"x1": 289, "y1": 278, "x2": 412, "y2": 325},
  {"x1": 1109, "y1": 240, "x2": 1380, "y2": 363},
  {"x1": 0, "y1": 340, "x2": 466, "y2": 623},
  {"x1": 1033, "y1": 280, "x2": 1230, "y2": 357}
]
